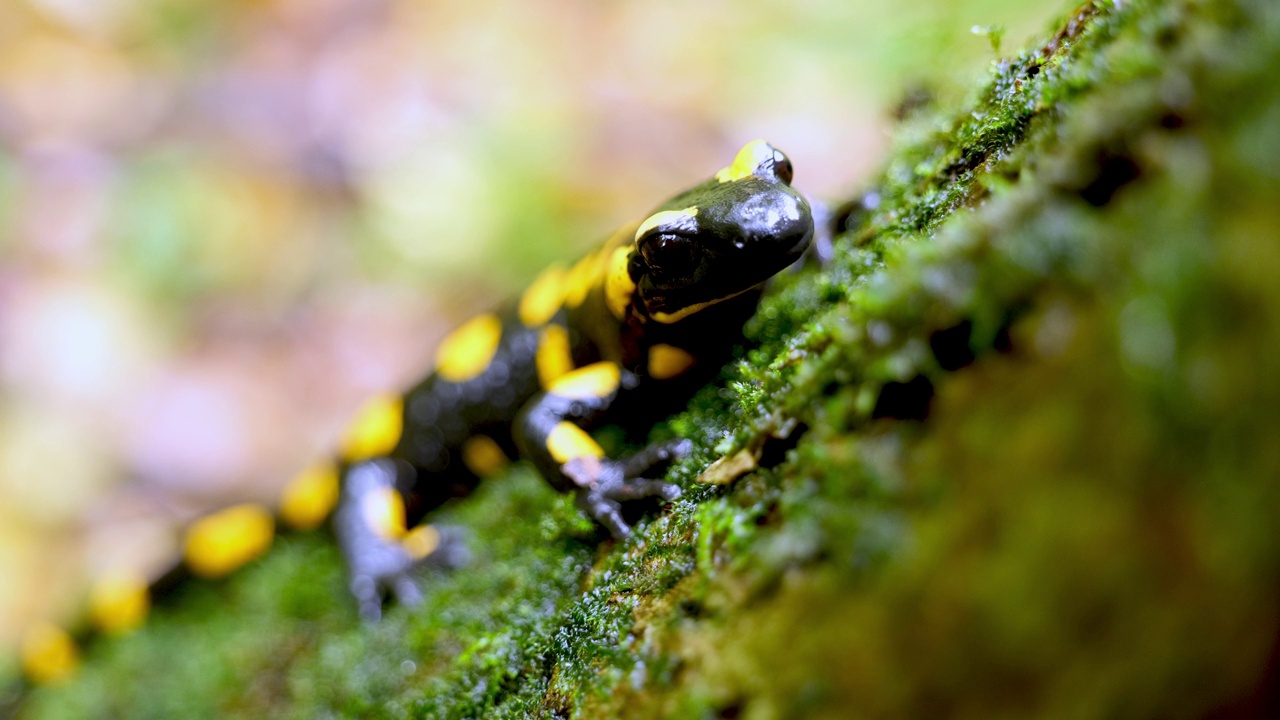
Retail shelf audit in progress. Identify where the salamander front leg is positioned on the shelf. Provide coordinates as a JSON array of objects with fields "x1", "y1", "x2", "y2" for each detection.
[
  {"x1": 334, "y1": 459, "x2": 468, "y2": 621},
  {"x1": 516, "y1": 363, "x2": 684, "y2": 540},
  {"x1": 564, "y1": 445, "x2": 686, "y2": 539},
  {"x1": 621, "y1": 437, "x2": 693, "y2": 478}
]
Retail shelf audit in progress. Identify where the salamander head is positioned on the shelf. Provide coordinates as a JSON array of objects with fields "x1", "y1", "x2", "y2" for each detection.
[{"x1": 625, "y1": 140, "x2": 814, "y2": 324}]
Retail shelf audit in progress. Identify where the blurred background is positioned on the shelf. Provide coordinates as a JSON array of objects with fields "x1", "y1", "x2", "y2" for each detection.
[{"x1": 0, "y1": 0, "x2": 1064, "y2": 650}]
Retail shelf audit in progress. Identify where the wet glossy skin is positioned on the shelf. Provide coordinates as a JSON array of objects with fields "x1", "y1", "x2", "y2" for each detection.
[
  {"x1": 18, "y1": 142, "x2": 815, "y2": 681},
  {"x1": 333, "y1": 140, "x2": 814, "y2": 620},
  {"x1": 635, "y1": 166, "x2": 810, "y2": 321}
]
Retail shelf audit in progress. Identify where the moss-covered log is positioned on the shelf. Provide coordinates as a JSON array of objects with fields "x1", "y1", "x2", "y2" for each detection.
[{"x1": 8, "y1": 0, "x2": 1280, "y2": 717}]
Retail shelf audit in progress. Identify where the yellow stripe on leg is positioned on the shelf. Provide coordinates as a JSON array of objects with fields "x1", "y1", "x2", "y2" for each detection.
[
  {"x1": 21, "y1": 623, "x2": 79, "y2": 684},
  {"x1": 361, "y1": 486, "x2": 407, "y2": 541},
  {"x1": 401, "y1": 524, "x2": 441, "y2": 561},
  {"x1": 184, "y1": 504, "x2": 275, "y2": 578},
  {"x1": 280, "y1": 462, "x2": 341, "y2": 530},
  {"x1": 547, "y1": 361, "x2": 620, "y2": 400},
  {"x1": 435, "y1": 313, "x2": 503, "y2": 383},
  {"x1": 546, "y1": 421, "x2": 605, "y2": 464},
  {"x1": 89, "y1": 570, "x2": 150, "y2": 635},
  {"x1": 340, "y1": 394, "x2": 404, "y2": 462}
]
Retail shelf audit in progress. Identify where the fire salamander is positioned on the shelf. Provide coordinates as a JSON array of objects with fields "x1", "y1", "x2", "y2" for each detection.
[{"x1": 17, "y1": 140, "x2": 814, "y2": 686}]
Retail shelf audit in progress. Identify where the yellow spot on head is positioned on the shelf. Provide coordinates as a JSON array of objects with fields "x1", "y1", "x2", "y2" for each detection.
[
  {"x1": 648, "y1": 344, "x2": 696, "y2": 380},
  {"x1": 604, "y1": 247, "x2": 636, "y2": 320},
  {"x1": 536, "y1": 324, "x2": 575, "y2": 388},
  {"x1": 184, "y1": 504, "x2": 275, "y2": 578},
  {"x1": 634, "y1": 207, "x2": 698, "y2": 242},
  {"x1": 650, "y1": 285, "x2": 756, "y2": 324},
  {"x1": 280, "y1": 462, "x2": 341, "y2": 530},
  {"x1": 435, "y1": 313, "x2": 503, "y2": 383},
  {"x1": 546, "y1": 421, "x2": 605, "y2": 464},
  {"x1": 518, "y1": 264, "x2": 568, "y2": 327},
  {"x1": 21, "y1": 623, "x2": 79, "y2": 685},
  {"x1": 341, "y1": 394, "x2": 405, "y2": 462},
  {"x1": 362, "y1": 486, "x2": 407, "y2": 541},
  {"x1": 715, "y1": 139, "x2": 772, "y2": 183},
  {"x1": 89, "y1": 570, "x2": 150, "y2": 635},
  {"x1": 401, "y1": 524, "x2": 441, "y2": 560},
  {"x1": 461, "y1": 435, "x2": 510, "y2": 477},
  {"x1": 547, "y1": 361, "x2": 621, "y2": 400}
]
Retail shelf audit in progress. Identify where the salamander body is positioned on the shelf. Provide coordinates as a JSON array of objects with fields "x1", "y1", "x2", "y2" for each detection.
[{"x1": 17, "y1": 140, "x2": 814, "y2": 683}]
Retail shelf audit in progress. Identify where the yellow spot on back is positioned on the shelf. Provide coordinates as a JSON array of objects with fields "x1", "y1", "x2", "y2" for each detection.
[
  {"x1": 536, "y1": 324, "x2": 575, "y2": 388},
  {"x1": 280, "y1": 462, "x2": 341, "y2": 530},
  {"x1": 21, "y1": 623, "x2": 79, "y2": 685},
  {"x1": 715, "y1": 139, "x2": 771, "y2": 183},
  {"x1": 546, "y1": 421, "x2": 605, "y2": 463},
  {"x1": 402, "y1": 524, "x2": 441, "y2": 560},
  {"x1": 89, "y1": 570, "x2": 150, "y2": 635},
  {"x1": 547, "y1": 361, "x2": 621, "y2": 400},
  {"x1": 341, "y1": 394, "x2": 404, "y2": 462},
  {"x1": 435, "y1": 313, "x2": 503, "y2": 383},
  {"x1": 563, "y1": 250, "x2": 603, "y2": 309},
  {"x1": 462, "y1": 435, "x2": 510, "y2": 477},
  {"x1": 184, "y1": 504, "x2": 275, "y2": 578},
  {"x1": 518, "y1": 264, "x2": 568, "y2": 327},
  {"x1": 633, "y1": 207, "x2": 699, "y2": 242},
  {"x1": 648, "y1": 344, "x2": 696, "y2": 380},
  {"x1": 362, "y1": 486, "x2": 407, "y2": 541},
  {"x1": 604, "y1": 247, "x2": 636, "y2": 320}
]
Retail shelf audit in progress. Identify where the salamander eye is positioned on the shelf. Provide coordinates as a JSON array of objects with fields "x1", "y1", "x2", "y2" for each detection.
[
  {"x1": 639, "y1": 233, "x2": 696, "y2": 276},
  {"x1": 772, "y1": 149, "x2": 794, "y2": 185}
]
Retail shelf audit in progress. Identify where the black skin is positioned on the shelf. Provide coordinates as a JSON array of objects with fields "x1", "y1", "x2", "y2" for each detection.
[
  {"x1": 336, "y1": 142, "x2": 814, "y2": 620},
  {"x1": 635, "y1": 175, "x2": 810, "y2": 319}
]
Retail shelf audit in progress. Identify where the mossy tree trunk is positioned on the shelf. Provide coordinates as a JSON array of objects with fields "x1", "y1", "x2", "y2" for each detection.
[{"x1": 11, "y1": 0, "x2": 1280, "y2": 718}]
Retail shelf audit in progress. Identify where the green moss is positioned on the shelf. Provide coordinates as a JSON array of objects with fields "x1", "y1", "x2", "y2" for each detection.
[{"x1": 16, "y1": 0, "x2": 1280, "y2": 716}]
